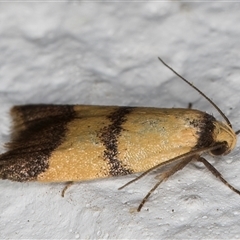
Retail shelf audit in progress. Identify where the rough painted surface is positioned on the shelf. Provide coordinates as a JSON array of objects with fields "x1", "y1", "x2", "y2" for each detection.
[{"x1": 0, "y1": 2, "x2": 240, "y2": 239}]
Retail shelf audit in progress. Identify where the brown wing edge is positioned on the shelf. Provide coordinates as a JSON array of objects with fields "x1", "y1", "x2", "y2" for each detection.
[{"x1": 0, "y1": 105, "x2": 76, "y2": 181}]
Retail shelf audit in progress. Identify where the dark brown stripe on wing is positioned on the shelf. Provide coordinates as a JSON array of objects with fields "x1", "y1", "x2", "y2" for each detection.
[
  {"x1": 99, "y1": 107, "x2": 134, "y2": 176},
  {"x1": 191, "y1": 113, "x2": 216, "y2": 149},
  {"x1": 0, "y1": 105, "x2": 76, "y2": 181}
]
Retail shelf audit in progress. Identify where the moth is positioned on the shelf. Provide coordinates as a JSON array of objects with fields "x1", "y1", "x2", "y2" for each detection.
[{"x1": 0, "y1": 57, "x2": 239, "y2": 211}]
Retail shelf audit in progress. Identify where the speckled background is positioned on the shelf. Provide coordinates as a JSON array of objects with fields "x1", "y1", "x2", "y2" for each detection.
[{"x1": 0, "y1": 2, "x2": 240, "y2": 239}]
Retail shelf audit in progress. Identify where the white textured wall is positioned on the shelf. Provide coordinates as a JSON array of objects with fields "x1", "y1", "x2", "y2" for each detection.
[{"x1": 1, "y1": 2, "x2": 240, "y2": 239}]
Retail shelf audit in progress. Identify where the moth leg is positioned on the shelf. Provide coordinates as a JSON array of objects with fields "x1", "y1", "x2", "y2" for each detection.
[
  {"x1": 138, "y1": 157, "x2": 193, "y2": 212},
  {"x1": 235, "y1": 129, "x2": 240, "y2": 135},
  {"x1": 197, "y1": 157, "x2": 240, "y2": 195},
  {"x1": 61, "y1": 181, "x2": 74, "y2": 197}
]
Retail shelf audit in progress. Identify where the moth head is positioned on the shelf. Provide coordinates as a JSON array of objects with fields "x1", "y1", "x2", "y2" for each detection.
[{"x1": 210, "y1": 121, "x2": 237, "y2": 156}]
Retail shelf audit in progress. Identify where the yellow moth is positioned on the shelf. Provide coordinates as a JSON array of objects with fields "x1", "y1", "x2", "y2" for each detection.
[{"x1": 0, "y1": 57, "x2": 239, "y2": 211}]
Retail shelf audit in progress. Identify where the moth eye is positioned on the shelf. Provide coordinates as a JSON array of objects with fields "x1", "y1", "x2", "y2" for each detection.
[{"x1": 210, "y1": 142, "x2": 229, "y2": 156}]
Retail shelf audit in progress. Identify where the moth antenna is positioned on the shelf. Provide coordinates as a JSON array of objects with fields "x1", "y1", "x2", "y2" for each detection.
[{"x1": 158, "y1": 57, "x2": 232, "y2": 128}]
